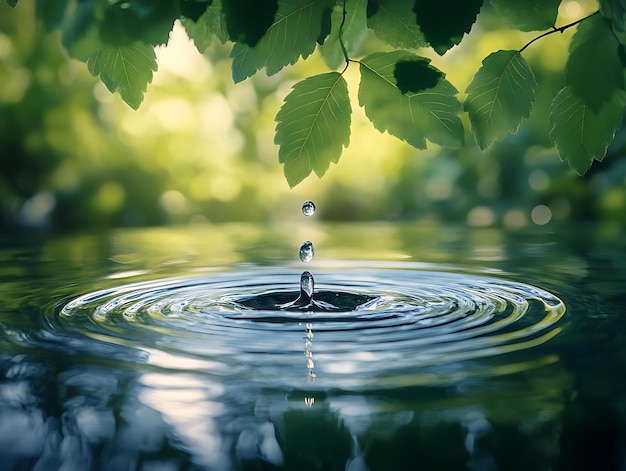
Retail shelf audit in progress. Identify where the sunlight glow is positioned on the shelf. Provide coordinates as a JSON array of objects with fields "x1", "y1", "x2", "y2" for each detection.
[
  {"x1": 154, "y1": 21, "x2": 212, "y2": 82},
  {"x1": 150, "y1": 98, "x2": 196, "y2": 133}
]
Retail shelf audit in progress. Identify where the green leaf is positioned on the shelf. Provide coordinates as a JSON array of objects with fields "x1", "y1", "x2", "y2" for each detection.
[
  {"x1": 36, "y1": 0, "x2": 69, "y2": 32},
  {"x1": 181, "y1": 0, "x2": 229, "y2": 52},
  {"x1": 179, "y1": 0, "x2": 212, "y2": 22},
  {"x1": 275, "y1": 72, "x2": 351, "y2": 187},
  {"x1": 359, "y1": 51, "x2": 464, "y2": 149},
  {"x1": 61, "y1": 0, "x2": 102, "y2": 61},
  {"x1": 222, "y1": 0, "x2": 278, "y2": 47},
  {"x1": 394, "y1": 58, "x2": 442, "y2": 93},
  {"x1": 599, "y1": 0, "x2": 626, "y2": 45},
  {"x1": 317, "y1": 5, "x2": 332, "y2": 44},
  {"x1": 319, "y1": 0, "x2": 368, "y2": 70},
  {"x1": 99, "y1": 1, "x2": 178, "y2": 46},
  {"x1": 464, "y1": 50, "x2": 537, "y2": 149},
  {"x1": 231, "y1": 0, "x2": 333, "y2": 82},
  {"x1": 413, "y1": 0, "x2": 483, "y2": 55},
  {"x1": 565, "y1": 13, "x2": 624, "y2": 113},
  {"x1": 490, "y1": 0, "x2": 560, "y2": 31},
  {"x1": 87, "y1": 42, "x2": 158, "y2": 110},
  {"x1": 549, "y1": 87, "x2": 625, "y2": 174},
  {"x1": 5, "y1": 0, "x2": 18, "y2": 7},
  {"x1": 366, "y1": 0, "x2": 427, "y2": 49}
]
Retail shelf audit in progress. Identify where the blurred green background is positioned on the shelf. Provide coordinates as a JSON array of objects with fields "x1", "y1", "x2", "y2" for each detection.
[{"x1": 1, "y1": 0, "x2": 625, "y2": 232}]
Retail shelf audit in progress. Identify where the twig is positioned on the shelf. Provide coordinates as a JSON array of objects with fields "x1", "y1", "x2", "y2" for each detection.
[
  {"x1": 519, "y1": 11, "x2": 598, "y2": 53},
  {"x1": 339, "y1": 1, "x2": 350, "y2": 73}
]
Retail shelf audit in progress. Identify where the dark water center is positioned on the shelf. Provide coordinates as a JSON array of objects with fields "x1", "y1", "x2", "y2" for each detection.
[{"x1": 0, "y1": 223, "x2": 625, "y2": 470}]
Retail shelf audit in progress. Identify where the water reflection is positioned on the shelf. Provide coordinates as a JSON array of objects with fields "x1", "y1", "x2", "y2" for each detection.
[
  {"x1": 0, "y1": 223, "x2": 625, "y2": 469},
  {"x1": 0, "y1": 352, "x2": 580, "y2": 470}
]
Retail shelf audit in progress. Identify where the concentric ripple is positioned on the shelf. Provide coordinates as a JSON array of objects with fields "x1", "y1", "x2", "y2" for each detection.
[{"x1": 56, "y1": 266, "x2": 566, "y2": 389}]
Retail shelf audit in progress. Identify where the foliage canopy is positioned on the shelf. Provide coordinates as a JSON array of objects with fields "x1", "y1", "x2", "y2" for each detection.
[{"x1": 4, "y1": 0, "x2": 626, "y2": 187}]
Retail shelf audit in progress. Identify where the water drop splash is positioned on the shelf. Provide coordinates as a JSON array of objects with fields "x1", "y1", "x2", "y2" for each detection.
[
  {"x1": 278, "y1": 271, "x2": 339, "y2": 311},
  {"x1": 300, "y1": 270, "x2": 314, "y2": 298},
  {"x1": 279, "y1": 271, "x2": 314, "y2": 309},
  {"x1": 57, "y1": 266, "x2": 566, "y2": 389},
  {"x1": 299, "y1": 241, "x2": 314, "y2": 263},
  {"x1": 301, "y1": 201, "x2": 316, "y2": 216}
]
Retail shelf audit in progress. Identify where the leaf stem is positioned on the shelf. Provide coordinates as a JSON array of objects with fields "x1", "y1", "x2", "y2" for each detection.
[{"x1": 518, "y1": 11, "x2": 598, "y2": 53}]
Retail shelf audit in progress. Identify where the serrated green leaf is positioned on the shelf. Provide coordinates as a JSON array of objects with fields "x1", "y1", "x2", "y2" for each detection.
[
  {"x1": 490, "y1": 0, "x2": 560, "y2": 31},
  {"x1": 275, "y1": 72, "x2": 351, "y2": 187},
  {"x1": 87, "y1": 42, "x2": 157, "y2": 110},
  {"x1": 549, "y1": 87, "x2": 625, "y2": 174},
  {"x1": 464, "y1": 50, "x2": 537, "y2": 149},
  {"x1": 366, "y1": 0, "x2": 426, "y2": 49},
  {"x1": 231, "y1": 0, "x2": 333, "y2": 82},
  {"x1": 181, "y1": 0, "x2": 229, "y2": 52},
  {"x1": 565, "y1": 13, "x2": 623, "y2": 113},
  {"x1": 359, "y1": 51, "x2": 464, "y2": 149},
  {"x1": 319, "y1": 0, "x2": 368, "y2": 70},
  {"x1": 414, "y1": 0, "x2": 482, "y2": 55}
]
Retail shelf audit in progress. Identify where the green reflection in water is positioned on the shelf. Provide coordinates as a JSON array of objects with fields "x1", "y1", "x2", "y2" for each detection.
[{"x1": 0, "y1": 223, "x2": 624, "y2": 470}]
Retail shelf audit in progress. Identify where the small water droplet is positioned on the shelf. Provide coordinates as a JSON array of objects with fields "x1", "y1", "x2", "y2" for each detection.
[
  {"x1": 299, "y1": 241, "x2": 314, "y2": 263},
  {"x1": 301, "y1": 201, "x2": 316, "y2": 216},
  {"x1": 306, "y1": 358, "x2": 315, "y2": 369}
]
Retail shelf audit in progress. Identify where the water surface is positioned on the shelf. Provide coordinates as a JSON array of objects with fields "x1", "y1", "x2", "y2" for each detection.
[{"x1": 0, "y1": 223, "x2": 624, "y2": 470}]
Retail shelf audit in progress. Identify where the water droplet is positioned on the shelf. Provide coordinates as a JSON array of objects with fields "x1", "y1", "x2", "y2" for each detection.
[
  {"x1": 301, "y1": 272, "x2": 314, "y2": 298},
  {"x1": 299, "y1": 241, "x2": 314, "y2": 263},
  {"x1": 306, "y1": 358, "x2": 315, "y2": 369},
  {"x1": 301, "y1": 201, "x2": 316, "y2": 216}
]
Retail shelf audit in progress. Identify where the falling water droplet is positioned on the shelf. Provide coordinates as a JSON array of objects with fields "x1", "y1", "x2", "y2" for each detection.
[
  {"x1": 301, "y1": 201, "x2": 316, "y2": 216},
  {"x1": 299, "y1": 241, "x2": 314, "y2": 263}
]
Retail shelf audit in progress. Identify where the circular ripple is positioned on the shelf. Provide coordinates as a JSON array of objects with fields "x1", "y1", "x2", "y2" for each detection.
[{"x1": 55, "y1": 266, "x2": 566, "y2": 389}]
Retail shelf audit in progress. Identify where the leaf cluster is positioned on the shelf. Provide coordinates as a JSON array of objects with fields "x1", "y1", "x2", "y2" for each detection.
[{"x1": 5, "y1": 0, "x2": 626, "y2": 185}]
